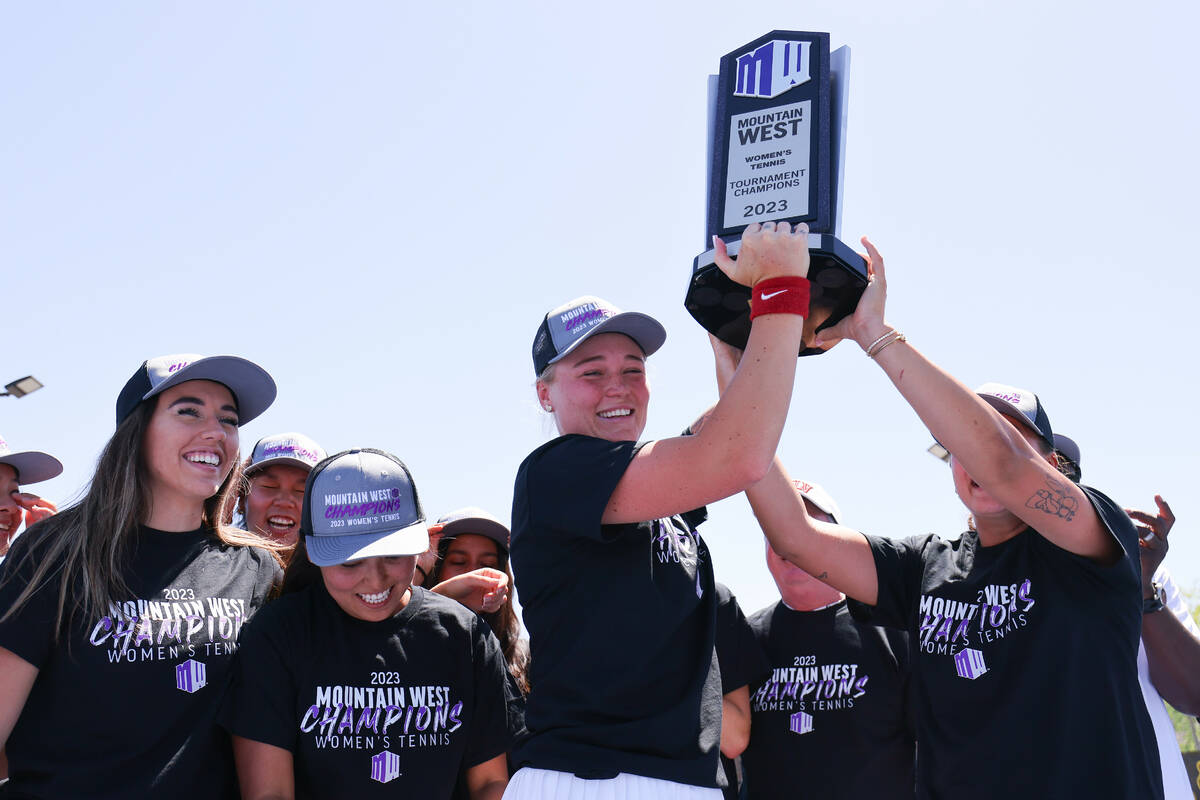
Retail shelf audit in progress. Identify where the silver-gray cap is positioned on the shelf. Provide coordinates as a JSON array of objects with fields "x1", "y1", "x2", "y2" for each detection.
[
  {"x1": 301, "y1": 448, "x2": 428, "y2": 567},
  {"x1": 0, "y1": 434, "x2": 63, "y2": 485},
  {"x1": 532, "y1": 295, "x2": 666, "y2": 376},
  {"x1": 115, "y1": 353, "x2": 276, "y2": 426},
  {"x1": 246, "y1": 432, "x2": 326, "y2": 476}
]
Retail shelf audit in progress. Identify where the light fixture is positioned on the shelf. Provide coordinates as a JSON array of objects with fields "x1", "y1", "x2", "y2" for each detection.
[{"x1": 1, "y1": 376, "x2": 44, "y2": 398}]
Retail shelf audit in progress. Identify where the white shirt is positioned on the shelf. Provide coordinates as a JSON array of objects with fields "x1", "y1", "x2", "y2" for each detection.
[{"x1": 1138, "y1": 567, "x2": 1199, "y2": 800}]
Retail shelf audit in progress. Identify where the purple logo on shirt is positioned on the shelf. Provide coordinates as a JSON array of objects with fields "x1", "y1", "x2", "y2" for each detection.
[
  {"x1": 176, "y1": 659, "x2": 207, "y2": 693},
  {"x1": 789, "y1": 711, "x2": 814, "y2": 735},
  {"x1": 954, "y1": 648, "x2": 988, "y2": 680},
  {"x1": 371, "y1": 750, "x2": 401, "y2": 783}
]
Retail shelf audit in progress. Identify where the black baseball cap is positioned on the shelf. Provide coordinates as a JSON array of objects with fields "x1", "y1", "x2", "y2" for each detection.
[{"x1": 435, "y1": 507, "x2": 510, "y2": 553}]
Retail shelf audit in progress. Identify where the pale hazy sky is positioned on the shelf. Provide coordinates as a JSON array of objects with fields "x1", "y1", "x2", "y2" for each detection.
[{"x1": 3, "y1": 0, "x2": 1197, "y2": 614}]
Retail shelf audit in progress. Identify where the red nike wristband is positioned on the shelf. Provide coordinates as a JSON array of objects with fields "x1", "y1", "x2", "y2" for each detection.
[{"x1": 749, "y1": 276, "x2": 810, "y2": 320}]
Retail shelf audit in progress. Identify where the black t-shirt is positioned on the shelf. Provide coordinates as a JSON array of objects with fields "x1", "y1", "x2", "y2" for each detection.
[
  {"x1": 510, "y1": 434, "x2": 722, "y2": 787},
  {"x1": 0, "y1": 524, "x2": 281, "y2": 799},
  {"x1": 220, "y1": 584, "x2": 518, "y2": 799},
  {"x1": 742, "y1": 599, "x2": 914, "y2": 800},
  {"x1": 714, "y1": 582, "x2": 770, "y2": 800},
  {"x1": 847, "y1": 486, "x2": 1163, "y2": 800},
  {"x1": 715, "y1": 582, "x2": 770, "y2": 695}
]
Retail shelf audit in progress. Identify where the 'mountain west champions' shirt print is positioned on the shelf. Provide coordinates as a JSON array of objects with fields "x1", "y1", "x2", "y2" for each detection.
[
  {"x1": 0, "y1": 525, "x2": 281, "y2": 799},
  {"x1": 847, "y1": 487, "x2": 1164, "y2": 800},
  {"x1": 221, "y1": 585, "x2": 517, "y2": 799},
  {"x1": 741, "y1": 600, "x2": 914, "y2": 800}
]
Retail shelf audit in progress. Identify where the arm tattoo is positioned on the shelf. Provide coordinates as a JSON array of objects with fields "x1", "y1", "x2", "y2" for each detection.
[
  {"x1": 816, "y1": 571, "x2": 829, "y2": 580},
  {"x1": 1024, "y1": 477, "x2": 1079, "y2": 522}
]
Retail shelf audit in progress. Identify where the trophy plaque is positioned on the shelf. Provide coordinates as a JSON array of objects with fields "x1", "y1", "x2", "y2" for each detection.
[{"x1": 685, "y1": 31, "x2": 867, "y2": 356}]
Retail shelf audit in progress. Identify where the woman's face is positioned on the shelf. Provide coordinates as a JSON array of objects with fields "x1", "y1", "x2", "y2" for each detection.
[
  {"x1": 0, "y1": 464, "x2": 21, "y2": 552},
  {"x1": 537, "y1": 333, "x2": 649, "y2": 442},
  {"x1": 142, "y1": 380, "x2": 240, "y2": 514},
  {"x1": 321, "y1": 556, "x2": 416, "y2": 622},
  {"x1": 439, "y1": 533, "x2": 502, "y2": 582},
  {"x1": 245, "y1": 464, "x2": 309, "y2": 545}
]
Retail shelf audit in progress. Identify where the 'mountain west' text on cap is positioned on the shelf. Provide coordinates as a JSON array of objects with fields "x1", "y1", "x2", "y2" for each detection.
[
  {"x1": 301, "y1": 448, "x2": 429, "y2": 567},
  {"x1": 532, "y1": 296, "x2": 666, "y2": 376},
  {"x1": 246, "y1": 432, "x2": 326, "y2": 476}
]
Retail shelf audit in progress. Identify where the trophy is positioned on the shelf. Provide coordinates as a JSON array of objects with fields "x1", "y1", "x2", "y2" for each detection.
[{"x1": 685, "y1": 31, "x2": 867, "y2": 356}]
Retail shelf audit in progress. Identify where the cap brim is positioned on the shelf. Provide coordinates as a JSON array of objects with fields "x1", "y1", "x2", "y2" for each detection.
[
  {"x1": 245, "y1": 456, "x2": 316, "y2": 476},
  {"x1": 978, "y1": 396, "x2": 1052, "y2": 448},
  {"x1": 146, "y1": 356, "x2": 277, "y2": 425},
  {"x1": 548, "y1": 311, "x2": 666, "y2": 368},
  {"x1": 306, "y1": 519, "x2": 430, "y2": 567},
  {"x1": 0, "y1": 451, "x2": 64, "y2": 485},
  {"x1": 438, "y1": 516, "x2": 510, "y2": 552}
]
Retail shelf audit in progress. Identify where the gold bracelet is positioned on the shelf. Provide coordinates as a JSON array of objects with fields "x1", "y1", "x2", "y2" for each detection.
[
  {"x1": 868, "y1": 331, "x2": 906, "y2": 359},
  {"x1": 864, "y1": 329, "x2": 895, "y2": 354}
]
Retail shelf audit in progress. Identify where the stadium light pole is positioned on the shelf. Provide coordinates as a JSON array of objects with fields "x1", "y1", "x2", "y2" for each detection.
[{"x1": 0, "y1": 376, "x2": 44, "y2": 399}]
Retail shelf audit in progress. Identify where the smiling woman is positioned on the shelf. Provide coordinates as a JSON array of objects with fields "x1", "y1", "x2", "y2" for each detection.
[
  {"x1": 0, "y1": 433, "x2": 63, "y2": 557},
  {"x1": 507, "y1": 222, "x2": 812, "y2": 799},
  {"x1": 0, "y1": 353, "x2": 283, "y2": 800},
  {"x1": 220, "y1": 449, "x2": 520, "y2": 800},
  {"x1": 237, "y1": 432, "x2": 327, "y2": 555}
]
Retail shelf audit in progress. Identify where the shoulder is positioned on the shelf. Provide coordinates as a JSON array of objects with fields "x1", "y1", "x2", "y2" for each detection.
[
  {"x1": 1079, "y1": 485, "x2": 1137, "y2": 546},
  {"x1": 0, "y1": 514, "x2": 74, "y2": 589},
  {"x1": 518, "y1": 435, "x2": 639, "y2": 478},
  {"x1": 747, "y1": 600, "x2": 781, "y2": 633},
  {"x1": 417, "y1": 586, "x2": 479, "y2": 620},
  {"x1": 715, "y1": 581, "x2": 735, "y2": 606},
  {"x1": 865, "y1": 531, "x2": 950, "y2": 562},
  {"x1": 244, "y1": 585, "x2": 311, "y2": 631},
  {"x1": 204, "y1": 529, "x2": 284, "y2": 582}
]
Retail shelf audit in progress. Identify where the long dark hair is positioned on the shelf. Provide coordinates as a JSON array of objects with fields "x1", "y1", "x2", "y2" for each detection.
[
  {"x1": 0, "y1": 398, "x2": 279, "y2": 639},
  {"x1": 430, "y1": 535, "x2": 530, "y2": 695}
]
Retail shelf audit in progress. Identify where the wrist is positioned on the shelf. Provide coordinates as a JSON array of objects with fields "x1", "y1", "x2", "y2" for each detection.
[
  {"x1": 854, "y1": 323, "x2": 892, "y2": 351},
  {"x1": 749, "y1": 276, "x2": 810, "y2": 320},
  {"x1": 1143, "y1": 581, "x2": 1167, "y2": 614}
]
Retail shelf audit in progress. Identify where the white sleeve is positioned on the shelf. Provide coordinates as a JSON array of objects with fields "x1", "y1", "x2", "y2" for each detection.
[{"x1": 1154, "y1": 566, "x2": 1200, "y2": 636}]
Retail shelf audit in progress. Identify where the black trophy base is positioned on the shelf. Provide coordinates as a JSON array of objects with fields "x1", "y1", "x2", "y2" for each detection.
[{"x1": 685, "y1": 233, "x2": 868, "y2": 356}]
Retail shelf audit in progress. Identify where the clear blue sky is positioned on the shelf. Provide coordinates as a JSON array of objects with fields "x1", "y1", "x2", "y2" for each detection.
[{"x1": 3, "y1": 0, "x2": 1197, "y2": 615}]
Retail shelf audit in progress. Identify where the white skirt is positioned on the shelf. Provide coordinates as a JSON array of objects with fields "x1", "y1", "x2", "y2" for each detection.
[{"x1": 502, "y1": 767, "x2": 723, "y2": 800}]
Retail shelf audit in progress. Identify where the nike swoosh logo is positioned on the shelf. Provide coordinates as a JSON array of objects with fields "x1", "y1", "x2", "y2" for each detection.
[{"x1": 760, "y1": 289, "x2": 788, "y2": 300}]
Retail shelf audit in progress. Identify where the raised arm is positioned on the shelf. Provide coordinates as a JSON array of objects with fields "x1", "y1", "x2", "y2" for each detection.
[
  {"x1": 603, "y1": 222, "x2": 809, "y2": 524},
  {"x1": 1130, "y1": 498, "x2": 1200, "y2": 714},
  {"x1": 811, "y1": 239, "x2": 1117, "y2": 563},
  {"x1": 702, "y1": 323, "x2": 880, "y2": 606},
  {"x1": 746, "y1": 460, "x2": 880, "y2": 605}
]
